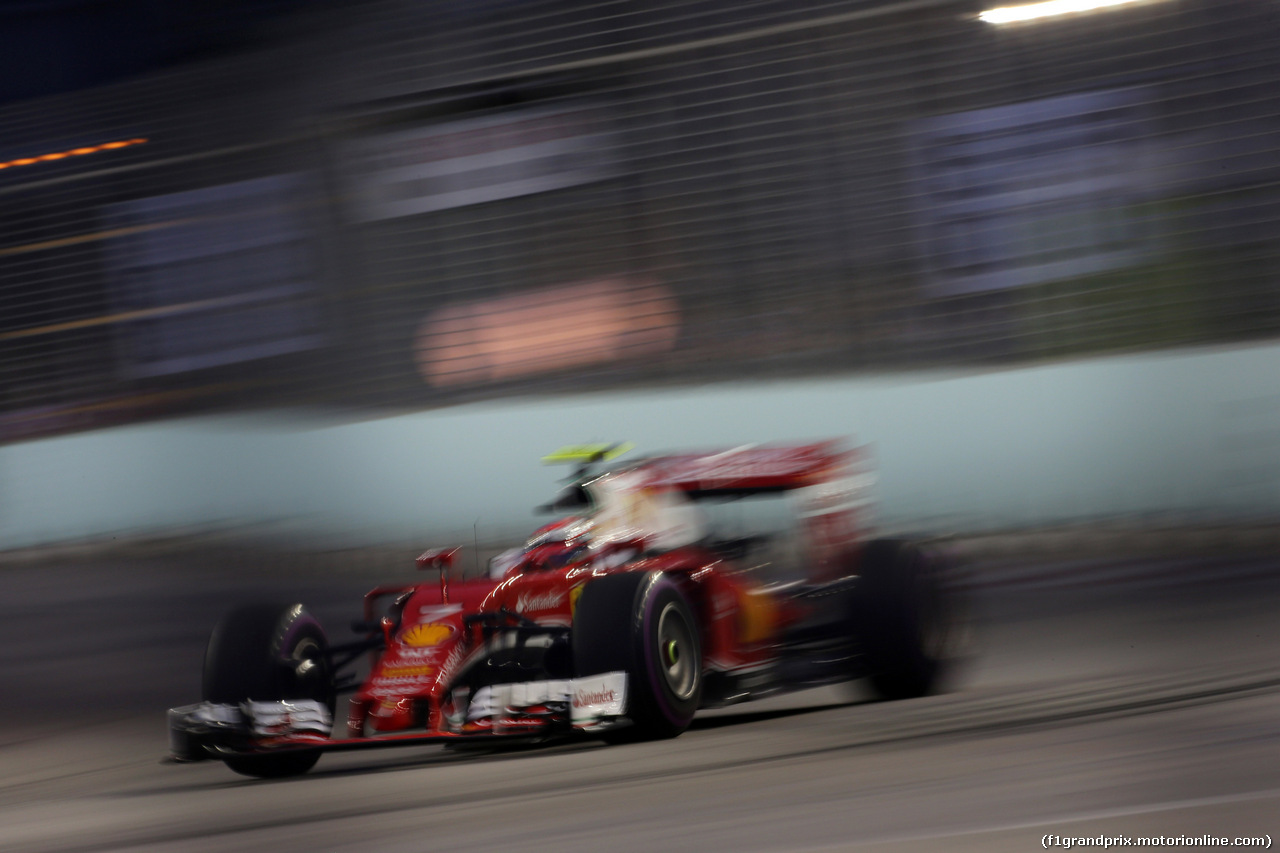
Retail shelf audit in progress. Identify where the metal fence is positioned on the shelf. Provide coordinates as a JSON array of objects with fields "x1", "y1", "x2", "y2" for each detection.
[{"x1": 1, "y1": 0, "x2": 1278, "y2": 442}]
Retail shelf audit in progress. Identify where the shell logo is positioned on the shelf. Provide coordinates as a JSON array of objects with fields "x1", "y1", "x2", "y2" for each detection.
[
  {"x1": 569, "y1": 585, "x2": 584, "y2": 617},
  {"x1": 402, "y1": 623, "x2": 453, "y2": 647}
]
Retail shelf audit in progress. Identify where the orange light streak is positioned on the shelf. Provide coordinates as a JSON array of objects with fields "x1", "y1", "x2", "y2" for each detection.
[{"x1": 0, "y1": 137, "x2": 147, "y2": 171}]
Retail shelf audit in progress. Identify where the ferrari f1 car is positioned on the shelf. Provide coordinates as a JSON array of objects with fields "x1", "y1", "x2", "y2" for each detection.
[{"x1": 168, "y1": 440, "x2": 962, "y2": 777}]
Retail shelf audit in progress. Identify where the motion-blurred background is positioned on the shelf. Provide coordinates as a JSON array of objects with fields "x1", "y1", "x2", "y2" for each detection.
[
  {"x1": 3, "y1": 7, "x2": 1280, "y2": 851},
  {"x1": 2, "y1": 0, "x2": 1279, "y2": 547}
]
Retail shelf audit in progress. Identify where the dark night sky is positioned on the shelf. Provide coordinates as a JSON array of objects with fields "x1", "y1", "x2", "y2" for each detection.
[{"x1": 0, "y1": 0, "x2": 308, "y2": 104}]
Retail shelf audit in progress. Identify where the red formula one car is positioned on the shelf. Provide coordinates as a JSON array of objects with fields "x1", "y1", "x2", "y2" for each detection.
[{"x1": 168, "y1": 441, "x2": 962, "y2": 778}]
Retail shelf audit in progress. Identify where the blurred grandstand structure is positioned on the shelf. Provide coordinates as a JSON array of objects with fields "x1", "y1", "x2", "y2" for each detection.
[{"x1": 1, "y1": 0, "x2": 1277, "y2": 442}]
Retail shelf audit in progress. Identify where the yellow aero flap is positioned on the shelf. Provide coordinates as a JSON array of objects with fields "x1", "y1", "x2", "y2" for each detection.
[{"x1": 542, "y1": 442, "x2": 634, "y2": 465}]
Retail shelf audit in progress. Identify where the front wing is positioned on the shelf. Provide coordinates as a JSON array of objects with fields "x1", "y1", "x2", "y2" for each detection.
[{"x1": 168, "y1": 672, "x2": 628, "y2": 761}]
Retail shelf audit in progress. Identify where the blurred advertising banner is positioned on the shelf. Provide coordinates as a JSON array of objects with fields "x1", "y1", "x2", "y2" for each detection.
[
  {"x1": 342, "y1": 103, "x2": 620, "y2": 222},
  {"x1": 417, "y1": 277, "x2": 679, "y2": 387},
  {"x1": 910, "y1": 88, "x2": 1162, "y2": 295},
  {"x1": 100, "y1": 175, "x2": 323, "y2": 378}
]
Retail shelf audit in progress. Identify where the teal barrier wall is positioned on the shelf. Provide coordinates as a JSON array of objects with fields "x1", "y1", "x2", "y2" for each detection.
[{"x1": 5, "y1": 343, "x2": 1280, "y2": 549}]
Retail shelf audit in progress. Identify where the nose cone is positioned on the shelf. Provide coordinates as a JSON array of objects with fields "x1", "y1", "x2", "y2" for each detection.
[{"x1": 367, "y1": 697, "x2": 416, "y2": 733}]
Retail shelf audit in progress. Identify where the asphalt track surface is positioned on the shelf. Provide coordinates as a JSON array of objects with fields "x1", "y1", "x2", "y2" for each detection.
[{"x1": 2, "y1": 552, "x2": 1277, "y2": 852}]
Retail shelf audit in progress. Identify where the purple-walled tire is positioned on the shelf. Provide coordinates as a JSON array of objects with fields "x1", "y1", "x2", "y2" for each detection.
[
  {"x1": 572, "y1": 571, "x2": 702, "y2": 741},
  {"x1": 203, "y1": 603, "x2": 334, "y2": 778}
]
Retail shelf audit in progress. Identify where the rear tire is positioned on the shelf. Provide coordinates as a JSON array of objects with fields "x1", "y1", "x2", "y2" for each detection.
[
  {"x1": 853, "y1": 539, "x2": 958, "y2": 700},
  {"x1": 203, "y1": 603, "x2": 334, "y2": 778},
  {"x1": 573, "y1": 572, "x2": 702, "y2": 742}
]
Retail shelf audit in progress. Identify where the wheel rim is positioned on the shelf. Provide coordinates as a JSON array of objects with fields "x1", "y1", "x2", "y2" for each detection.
[
  {"x1": 285, "y1": 636, "x2": 328, "y2": 702},
  {"x1": 656, "y1": 602, "x2": 697, "y2": 700}
]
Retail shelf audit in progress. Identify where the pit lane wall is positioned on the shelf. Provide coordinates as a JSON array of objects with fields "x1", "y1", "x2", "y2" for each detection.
[{"x1": 4, "y1": 342, "x2": 1280, "y2": 550}]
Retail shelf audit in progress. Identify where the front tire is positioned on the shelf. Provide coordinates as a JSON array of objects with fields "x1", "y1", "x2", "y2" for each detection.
[
  {"x1": 203, "y1": 603, "x2": 334, "y2": 778},
  {"x1": 573, "y1": 572, "x2": 702, "y2": 742}
]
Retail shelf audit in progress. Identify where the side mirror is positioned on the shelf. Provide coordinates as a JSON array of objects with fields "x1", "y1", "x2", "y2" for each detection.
[{"x1": 416, "y1": 547, "x2": 460, "y2": 571}]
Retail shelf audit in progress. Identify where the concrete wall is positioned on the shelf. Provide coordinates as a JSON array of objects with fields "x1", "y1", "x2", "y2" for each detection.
[{"x1": 5, "y1": 342, "x2": 1280, "y2": 550}]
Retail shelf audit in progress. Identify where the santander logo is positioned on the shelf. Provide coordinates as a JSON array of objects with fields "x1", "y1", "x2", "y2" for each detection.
[
  {"x1": 573, "y1": 688, "x2": 617, "y2": 708},
  {"x1": 515, "y1": 590, "x2": 565, "y2": 612}
]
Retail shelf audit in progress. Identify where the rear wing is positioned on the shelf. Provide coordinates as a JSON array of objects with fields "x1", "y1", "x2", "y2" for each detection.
[
  {"x1": 635, "y1": 441, "x2": 863, "y2": 498},
  {"x1": 573, "y1": 440, "x2": 873, "y2": 556}
]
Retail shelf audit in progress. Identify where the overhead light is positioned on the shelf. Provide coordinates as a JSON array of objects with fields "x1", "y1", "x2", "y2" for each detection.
[
  {"x1": 980, "y1": 0, "x2": 1156, "y2": 24},
  {"x1": 419, "y1": 277, "x2": 680, "y2": 387}
]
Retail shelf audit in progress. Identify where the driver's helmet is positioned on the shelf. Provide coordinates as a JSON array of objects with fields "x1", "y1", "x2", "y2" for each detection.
[{"x1": 522, "y1": 517, "x2": 592, "y2": 570}]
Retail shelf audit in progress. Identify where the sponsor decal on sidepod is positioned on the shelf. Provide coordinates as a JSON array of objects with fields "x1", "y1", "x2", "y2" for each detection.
[{"x1": 516, "y1": 590, "x2": 565, "y2": 613}]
